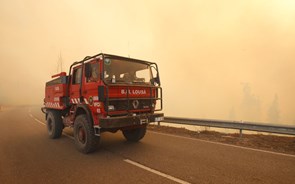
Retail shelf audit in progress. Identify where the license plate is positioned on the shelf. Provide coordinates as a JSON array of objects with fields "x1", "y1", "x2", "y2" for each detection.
[{"x1": 155, "y1": 117, "x2": 164, "y2": 122}]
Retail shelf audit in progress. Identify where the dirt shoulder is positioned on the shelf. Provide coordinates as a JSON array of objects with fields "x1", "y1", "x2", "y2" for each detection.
[{"x1": 148, "y1": 124, "x2": 295, "y2": 155}]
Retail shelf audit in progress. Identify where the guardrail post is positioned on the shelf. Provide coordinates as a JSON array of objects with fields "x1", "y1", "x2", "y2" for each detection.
[{"x1": 239, "y1": 129, "x2": 243, "y2": 138}]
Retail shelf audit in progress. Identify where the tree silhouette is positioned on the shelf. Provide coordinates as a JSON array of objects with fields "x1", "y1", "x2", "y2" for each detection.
[
  {"x1": 267, "y1": 94, "x2": 280, "y2": 123},
  {"x1": 228, "y1": 106, "x2": 236, "y2": 120},
  {"x1": 240, "y1": 83, "x2": 261, "y2": 121}
]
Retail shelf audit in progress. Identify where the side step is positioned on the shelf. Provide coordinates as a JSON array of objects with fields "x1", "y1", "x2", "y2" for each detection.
[{"x1": 94, "y1": 126, "x2": 100, "y2": 136}]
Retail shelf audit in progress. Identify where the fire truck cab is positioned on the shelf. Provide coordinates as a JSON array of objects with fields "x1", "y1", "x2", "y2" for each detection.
[{"x1": 42, "y1": 53, "x2": 163, "y2": 153}]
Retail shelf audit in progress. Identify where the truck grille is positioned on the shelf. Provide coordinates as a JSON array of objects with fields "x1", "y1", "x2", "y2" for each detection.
[{"x1": 109, "y1": 99, "x2": 152, "y2": 111}]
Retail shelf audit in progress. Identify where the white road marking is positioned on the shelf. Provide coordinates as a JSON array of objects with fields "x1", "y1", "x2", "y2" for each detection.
[
  {"x1": 62, "y1": 132, "x2": 75, "y2": 140},
  {"x1": 34, "y1": 117, "x2": 46, "y2": 126},
  {"x1": 27, "y1": 115, "x2": 183, "y2": 182},
  {"x1": 149, "y1": 131, "x2": 295, "y2": 158},
  {"x1": 124, "y1": 159, "x2": 190, "y2": 184}
]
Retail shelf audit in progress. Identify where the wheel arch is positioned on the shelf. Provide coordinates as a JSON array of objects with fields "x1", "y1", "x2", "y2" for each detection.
[{"x1": 74, "y1": 105, "x2": 94, "y2": 126}]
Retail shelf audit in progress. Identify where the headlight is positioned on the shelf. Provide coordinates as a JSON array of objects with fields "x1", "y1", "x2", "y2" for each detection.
[{"x1": 108, "y1": 105, "x2": 115, "y2": 111}]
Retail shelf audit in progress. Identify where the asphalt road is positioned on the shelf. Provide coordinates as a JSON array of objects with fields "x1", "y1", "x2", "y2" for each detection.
[{"x1": 0, "y1": 106, "x2": 294, "y2": 184}]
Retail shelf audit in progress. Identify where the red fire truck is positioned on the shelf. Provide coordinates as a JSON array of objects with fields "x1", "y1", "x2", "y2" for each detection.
[{"x1": 42, "y1": 53, "x2": 163, "y2": 153}]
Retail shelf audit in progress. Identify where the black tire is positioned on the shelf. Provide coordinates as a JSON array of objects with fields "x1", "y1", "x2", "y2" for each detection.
[
  {"x1": 122, "y1": 126, "x2": 147, "y2": 142},
  {"x1": 74, "y1": 114, "x2": 100, "y2": 154},
  {"x1": 46, "y1": 110, "x2": 63, "y2": 139}
]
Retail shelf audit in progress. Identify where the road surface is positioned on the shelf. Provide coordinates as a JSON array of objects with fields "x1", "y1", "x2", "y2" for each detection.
[{"x1": 0, "y1": 106, "x2": 294, "y2": 184}]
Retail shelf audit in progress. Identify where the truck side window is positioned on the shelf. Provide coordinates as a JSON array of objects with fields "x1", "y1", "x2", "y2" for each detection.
[
  {"x1": 86, "y1": 62, "x2": 100, "y2": 83},
  {"x1": 73, "y1": 67, "x2": 82, "y2": 84}
]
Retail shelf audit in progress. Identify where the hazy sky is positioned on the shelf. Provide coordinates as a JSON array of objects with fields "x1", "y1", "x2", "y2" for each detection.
[{"x1": 1, "y1": 0, "x2": 294, "y2": 124}]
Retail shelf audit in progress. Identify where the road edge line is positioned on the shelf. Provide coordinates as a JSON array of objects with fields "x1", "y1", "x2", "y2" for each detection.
[{"x1": 148, "y1": 131, "x2": 295, "y2": 158}]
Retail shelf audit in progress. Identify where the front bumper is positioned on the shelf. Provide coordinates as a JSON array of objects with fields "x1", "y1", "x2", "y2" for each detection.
[{"x1": 99, "y1": 113, "x2": 164, "y2": 129}]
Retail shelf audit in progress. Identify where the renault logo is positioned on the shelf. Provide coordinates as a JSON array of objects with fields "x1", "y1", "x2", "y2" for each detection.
[{"x1": 132, "y1": 100, "x2": 139, "y2": 109}]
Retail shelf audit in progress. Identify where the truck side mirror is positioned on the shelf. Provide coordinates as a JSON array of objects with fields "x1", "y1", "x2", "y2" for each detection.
[
  {"x1": 155, "y1": 76, "x2": 160, "y2": 85},
  {"x1": 151, "y1": 75, "x2": 160, "y2": 86},
  {"x1": 85, "y1": 63, "x2": 91, "y2": 78}
]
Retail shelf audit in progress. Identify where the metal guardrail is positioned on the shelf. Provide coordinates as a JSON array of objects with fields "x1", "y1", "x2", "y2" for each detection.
[{"x1": 161, "y1": 117, "x2": 295, "y2": 137}]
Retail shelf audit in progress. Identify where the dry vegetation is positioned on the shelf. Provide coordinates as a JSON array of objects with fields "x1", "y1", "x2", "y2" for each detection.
[{"x1": 148, "y1": 124, "x2": 295, "y2": 155}]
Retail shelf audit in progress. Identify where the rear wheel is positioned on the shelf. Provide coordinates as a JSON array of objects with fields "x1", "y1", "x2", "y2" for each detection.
[
  {"x1": 122, "y1": 126, "x2": 147, "y2": 142},
  {"x1": 46, "y1": 110, "x2": 63, "y2": 139},
  {"x1": 74, "y1": 114, "x2": 100, "y2": 153}
]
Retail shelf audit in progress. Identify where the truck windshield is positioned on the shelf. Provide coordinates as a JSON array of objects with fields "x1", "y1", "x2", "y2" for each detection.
[{"x1": 103, "y1": 58, "x2": 152, "y2": 85}]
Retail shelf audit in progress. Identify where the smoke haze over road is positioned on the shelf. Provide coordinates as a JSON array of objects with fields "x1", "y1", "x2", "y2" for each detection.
[{"x1": 1, "y1": 0, "x2": 294, "y2": 124}]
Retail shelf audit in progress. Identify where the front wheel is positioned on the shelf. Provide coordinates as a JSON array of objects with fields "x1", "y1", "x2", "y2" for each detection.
[
  {"x1": 122, "y1": 126, "x2": 147, "y2": 142},
  {"x1": 74, "y1": 114, "x2": 100, "y2": 154}
]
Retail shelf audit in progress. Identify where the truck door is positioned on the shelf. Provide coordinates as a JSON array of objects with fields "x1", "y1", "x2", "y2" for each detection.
[
  {"x1": 82, "y1": 60, "x2": 100, "y2": 105},
  {"x1": 70, "y1": 66, "x2": 83, "y2": 104}
]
